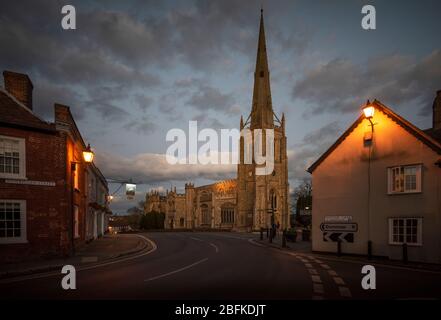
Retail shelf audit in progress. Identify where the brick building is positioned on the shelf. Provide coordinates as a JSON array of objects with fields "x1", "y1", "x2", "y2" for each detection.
[{"x1": 0, "y1": 70, "x2": 109, "y2": 263}]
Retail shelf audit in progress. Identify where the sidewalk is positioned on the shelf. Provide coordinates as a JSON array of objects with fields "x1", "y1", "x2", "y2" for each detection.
[
  {"x1": 0, "y1": 234, "x2": 149, "y2": 279},
  {"x1": 255, "y1": 234, "x2": 441, "y2": 273}
]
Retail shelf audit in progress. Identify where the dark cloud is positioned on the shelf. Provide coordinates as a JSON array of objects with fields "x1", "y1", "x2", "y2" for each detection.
[
  {"x1": 135, "y1": 94, "x2": 153, "y2": 112},
  {"x1": 187, "y1": 85, "x2": 234, "y2": 111},
  {"x1": 289, "y1": 121, "x2": 342, "y2": 181},
  {"x1": 33, "y1": 81, "x2": 85, "y2": 120},
  {"x1": 95, "y1": 151, "x2": 235, "y2": 185},
  {"x1": 123, "y1": 117, "x2": 156, "y2": 135},
  {"x1": 293, "y1": 51, "x2": 441, "y2": 118}
]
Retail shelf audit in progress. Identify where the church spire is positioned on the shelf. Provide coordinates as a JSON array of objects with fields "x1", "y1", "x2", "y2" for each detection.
[{"x1": 250, "y1": 8, "x2": 274, "y2": 129}]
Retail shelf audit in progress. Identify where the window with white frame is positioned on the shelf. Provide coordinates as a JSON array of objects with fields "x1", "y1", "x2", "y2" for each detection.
[
  {"x1": 0, "y1": 200, "x2": 27, "y2": 243},
  {"x1": 74, "y1": 205, "x2": 79, "y2": 238},
  {"x1": 387, "y1": 164, "x2": 422, "y2": 194},
  {"x1": 388, "y1": 217, "x2": 422, "y2": 245},
  {"x1": 0, "y1": 136, "x2": 26, "y2": 179}
]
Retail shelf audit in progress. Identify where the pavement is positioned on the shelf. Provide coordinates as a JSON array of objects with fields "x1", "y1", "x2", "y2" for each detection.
[
  {"x1": 0, "y1": 234, "x2": 151, "y2": 279},
  {"x1": 0, "y1": 231, "x2": 440, "y2": 300},
  {"x1": 256, "y1": 233, "x2": 441, "y2": 273}
]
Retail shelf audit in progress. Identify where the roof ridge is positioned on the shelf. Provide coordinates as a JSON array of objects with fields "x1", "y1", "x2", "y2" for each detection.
[
  {"x1": 307, "y1": 99, "x2": 441, "y2": 173},
  {"x1": 0, "y1": 86, "x2": 52, "y2": 125}
]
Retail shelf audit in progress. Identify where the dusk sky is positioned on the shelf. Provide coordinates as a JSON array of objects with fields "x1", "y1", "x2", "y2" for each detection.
[{"x1": 1, "y1": 0, "x2": 440, "y2": 213}]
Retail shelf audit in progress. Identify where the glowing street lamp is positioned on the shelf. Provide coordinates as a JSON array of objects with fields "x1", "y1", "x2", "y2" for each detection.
[
  {"x1": 83, "y1": 144, "x2": 94, "y2": 163},
  {"x1": 363, "y1": 102, "x2": 375, "y2": 119}
]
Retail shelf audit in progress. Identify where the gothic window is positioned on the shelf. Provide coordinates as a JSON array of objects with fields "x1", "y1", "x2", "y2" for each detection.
[
  {"x1": 201, "y1": 204, "x2": 210, "y2": 225},
  {"x1": 270, "y1": 190, "x2": 277, "y2": 210},
  {"x1": 221, "y1": 206, "x2": 235, "y2": 224}
]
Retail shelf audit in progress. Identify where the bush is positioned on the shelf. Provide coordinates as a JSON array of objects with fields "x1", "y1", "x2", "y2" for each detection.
[
  {"x1": 140, "y1": 211, "x2": 165, "y2": 230},
  {"x1": 285, "y1": 228, "x2": 297, "y2": 242}
]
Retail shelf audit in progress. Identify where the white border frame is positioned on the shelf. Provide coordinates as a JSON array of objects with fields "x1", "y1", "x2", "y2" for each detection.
[
  {"x1": 388, "y1": 217, "x2": 423, "y2": 246},
  {"x1": 0, "y1": 135, "x2": 26, "y2": 180},
  {"x1": 0, "y1": 199, "x2": 27, "y2": 244}
]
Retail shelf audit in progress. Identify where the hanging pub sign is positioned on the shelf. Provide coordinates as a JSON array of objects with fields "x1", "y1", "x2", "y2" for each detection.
[{"x1": 126, "y1": 183, "x2": 136, "y2": 200}]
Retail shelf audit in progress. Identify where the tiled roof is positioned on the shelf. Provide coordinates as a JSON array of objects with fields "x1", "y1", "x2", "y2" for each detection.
[
  {"x1": 423, "y1": 128, "x2": 441, "y2": 144},
  {"x1": 0, "y1": 88, "x2": 55, "y2": 133}
]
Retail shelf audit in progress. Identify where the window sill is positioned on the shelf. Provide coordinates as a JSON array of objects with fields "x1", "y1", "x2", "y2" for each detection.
[
  {"x1": 387, "y1": 191, "x2": 422, "y2": 196},
  {"x1": 0, "y1": 239, "x2": 28, "y2": 244},
  {"x1": 1, "y1": 175, "x2": 27, "y2": 181},
  {"x1": 388, "y1": 243, "x2": 422, "y2": 247}
]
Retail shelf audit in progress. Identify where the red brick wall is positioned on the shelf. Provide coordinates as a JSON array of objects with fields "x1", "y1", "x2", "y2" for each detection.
[{"x1": 0, "y1": 126, "x2": 70, "y2": 262}]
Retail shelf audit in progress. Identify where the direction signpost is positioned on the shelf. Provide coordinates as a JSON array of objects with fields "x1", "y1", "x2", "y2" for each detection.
[
  {"x1": 320, "y1": 219, "x2": 357, "y2": 244},
  {"x1": 323, "y1": 232, "x2": 354, "y2": 243},
  {"x1": 320, "y1": 223, "x2": 358, "y2": 232}
]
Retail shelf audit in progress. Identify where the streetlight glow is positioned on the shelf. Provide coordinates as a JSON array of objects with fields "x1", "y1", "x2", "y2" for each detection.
[
  {"x1": 83, "y1": 144, "x2": 94, "y2": 163},
  {"x1": 363, "y1": 105, "x2": 375, "y2": 119}
]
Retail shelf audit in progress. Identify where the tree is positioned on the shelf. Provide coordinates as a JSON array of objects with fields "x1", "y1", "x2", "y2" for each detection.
[
  {"x1": 139, "y1": 211, "x2": 165, "y2": 230},
  {"x1": 292, "y1": 178, "x2": 312, "y2": 228}
]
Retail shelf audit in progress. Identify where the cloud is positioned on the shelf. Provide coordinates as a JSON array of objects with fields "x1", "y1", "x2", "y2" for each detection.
[
  {"x1": 135, "y1": 94, "x2": 153, "y2": 112},
  {"x1": 95, "y1": 151, "x2": 236, "y2": 185},
  {"x1": 288, "y1": 121, "x2": 342, "y2": 181},
  {"x1": 186, "y1": 84, "x2": 235, "y2": 112},
  {"x1": 293, "y1": 51, "x2": 441, "y2": 118},
  {"x1": 123, "y1": 116, "x2": 157, "y2": 135}
]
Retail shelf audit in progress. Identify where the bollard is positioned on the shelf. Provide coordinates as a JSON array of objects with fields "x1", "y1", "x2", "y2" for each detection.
[
  {"x1": 269, "y1": 229, "x2": 272, "y2": 243},
  {"x1": 403, "y1": 243, "x2": 408, "y2": 264},
  {"x1": 260, "y1": 228, "x2": 263, "y2": 240},
  {"x1": 266, "y1": 228, "x2": 269, "y2": 238},
  {"x1": 282, "y1": 230, "x2": 287, "y2": 248},
  {"x1": 368, "y1": 240, "x2": 372, "y2": 260},
  {"x1": 337, "y1": 239, "x2": 342, "y2": 257}
]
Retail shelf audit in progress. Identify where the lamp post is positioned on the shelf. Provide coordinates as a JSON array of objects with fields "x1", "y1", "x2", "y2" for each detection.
[{"x1": 362, "y1": 101, "x2": 375, "y2": 259}]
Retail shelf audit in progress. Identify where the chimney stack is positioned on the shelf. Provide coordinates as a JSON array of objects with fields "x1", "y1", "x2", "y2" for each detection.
[
  {"x1": 433, "y1": 90, "x2": 441, "y2": 130},
  {"x1": 3, "y1": 70, "x2": 33, "y2": 111}
]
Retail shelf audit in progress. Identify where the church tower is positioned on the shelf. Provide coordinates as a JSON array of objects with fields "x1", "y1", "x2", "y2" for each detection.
[{"x1": 237, "y1": 10, "x2": 289, "y2": 231}]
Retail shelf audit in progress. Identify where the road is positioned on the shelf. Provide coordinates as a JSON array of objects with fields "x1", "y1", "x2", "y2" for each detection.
[{"x1": 0, "y1": 232, "x2": 440, "y2": 300}]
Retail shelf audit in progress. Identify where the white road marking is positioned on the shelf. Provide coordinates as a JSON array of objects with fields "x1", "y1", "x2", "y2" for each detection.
[
  {"x1": 311, "y1": 254, "x2": 441, "y2": 275},
  {"x1": 320, "y1": 264, "x2": 331, "y2": 270},
  {"x1": 314, "y1": 259, "x2": 323, "y2": 264},
  {"x1": 311, "y1": 275, "x2": 322, "y2": 283},
  {"x1": 0, "y1": 234, "x2": 157, "y2": 284},
  {"x1": 338, "y1": 286, "x2": 352, "y2": 297},
  {"x1": 144, "y1": 258, "x2": 209, "y2": 282},
  {"x1": 209, "y1": 242, "x2": 219, "y2": 253},
  {"x1": 81, "y1": 257, "x2": 98, "y2": 263},
  {"x1": 248, "y1": 239, "x2": 267, "y2": 247},
  {"x1": 189, "y1": 237, "x2": 203, "y2": 242},
  {"x1": 308, "y1": 269, "x2": 318, "y2": 275},
  {"x1": 333, "y1": 277, "x2": 345, "y2": 285},
  {"x1": 328, "y1": 270, "x2": 338, "y2": 277},
  {"x1": 305, "y1": 263, "x2": 313, "y2": 268},
  {"x1": 313, "y1": 283, "x2": 324, "y2": 294}
]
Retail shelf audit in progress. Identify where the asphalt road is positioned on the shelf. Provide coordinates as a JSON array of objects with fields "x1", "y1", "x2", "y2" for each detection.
[{"x1": 0, "y1": 232, "x2": 440, "y2": 300}]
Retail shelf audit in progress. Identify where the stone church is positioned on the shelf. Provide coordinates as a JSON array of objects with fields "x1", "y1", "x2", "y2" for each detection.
[{"x1": 145, "y1": 11, "x2": 289, "y2": 231}]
